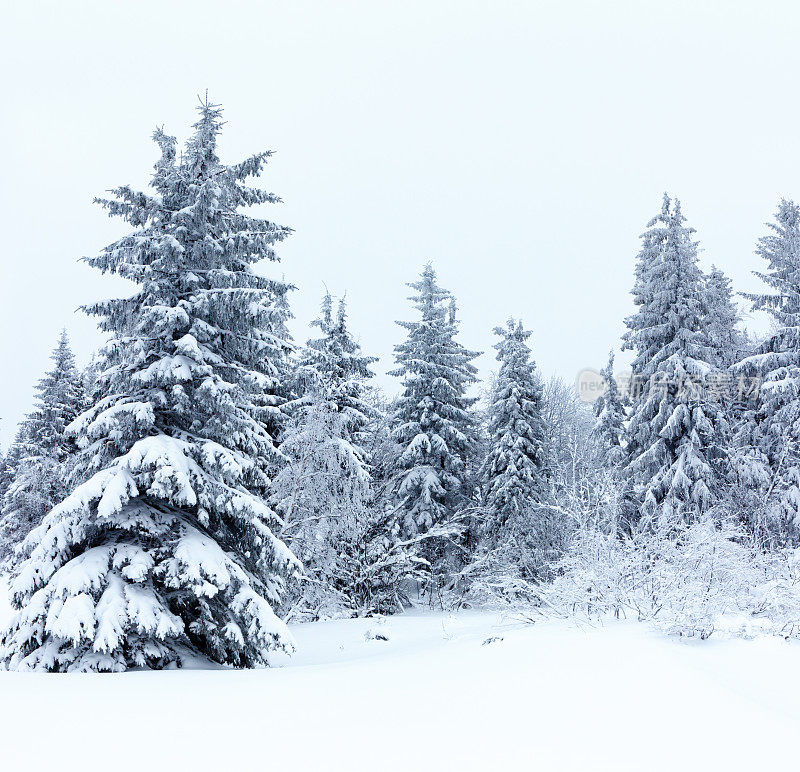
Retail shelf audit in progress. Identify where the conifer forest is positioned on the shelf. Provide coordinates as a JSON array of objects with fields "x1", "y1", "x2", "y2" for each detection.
[{"x1": 2, "y1": 2, "x2": 800, "y2": 770}]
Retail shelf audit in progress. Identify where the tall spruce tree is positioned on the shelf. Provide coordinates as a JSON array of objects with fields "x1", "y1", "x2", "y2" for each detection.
[
  {"x1": 622, "y1": 194, "x2": 723, "y2": 528},
  {"x1": 592, "y1": 350, "x2": 626, "y2": 466},
  {"x1": 272, "y1": 292, "x2": 379, "y2": 616},
  {"x1": 704, "y1": 266, "x2": 746, "y2": 370},
  {"x1": 0, "y1": 99, "x2": 300, "y2": 671},
  {"x1": 0, "y1": 331, "x2": 84, "y2": 565},
  {"x1": 390, "y1": 265, "x2": 480, "y2": 539},
  {"x1": 481, "y1": 318, "x2": 547, "y2": 535},
  {"x1": 733, "y1": 199, "x2": 800, "y2": 544}
]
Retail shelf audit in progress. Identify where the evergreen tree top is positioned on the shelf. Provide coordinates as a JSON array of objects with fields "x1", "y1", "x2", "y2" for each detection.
[
  {"x1": 744, "y1": 199, "x2": 800, "y2": 330},
  {"x1": 297, "y1": 291, "x2": 378, "y2": 430},
  {"x1": 592, "y1": 349, "x2": 626, "y2": 457},
  {"x1": 482, "y1": 317, "x2": 547, "y2": 526},
  {"x1": 391, "y1": 263, "x2": 480, "y2": 389},
  {"x1": 403, "y1": 263, "x2": 452, "y2": 317},
  {"x1": 20, "y1": 329, "x2": 83, "y2": 461},
  {"x1": 593, "y1": 349, "x2": 621, "y2": 415},
  {"x1": 85, "y1": 97, "x2": 294, "y2": 456},
  {"x1": 735, "y1": 200, "x2": 800, "y2": 419},
  {"x1": 623, "y1": 193, "x2": 712, "y2": 380},
  {"x1": 488, "y1": 318, "x2": 542, "y2": 414},
  {"x1": 704, "y1": 265, "x2": 745, "y2": 370},
  {"x1": 493, "y1": 317, "x2": 532, "y2": 362},
  {"x1": 90, "y1": 96, "x2": 292, "y2": 280},
  {"x1": 304, "y1": 291, "x2": 377, "y2": 386}
]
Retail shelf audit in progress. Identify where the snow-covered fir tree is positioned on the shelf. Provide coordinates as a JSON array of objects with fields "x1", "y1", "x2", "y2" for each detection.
[
  {"x1": 0, "y1": 330, "x2": 84, "y2": 565},
  {"x1": 390, "y1": 265, "x2": 480, "y2": 540},
  {"x1": 481, "y1": 318, "x2": 547, "y2": 535},
  {"x1": 24, "y1": 331, "x2": 84, "y2": 455},
  {"x1": 704, "y1": 265, "x2": 746, "y2": 370},
  {"x1": 0, "y1": 99, "x2": 300, "y2": 671},
  {"x1": 622, "y1": 194, "x2": 724, "y2": 529},
  {"x1": 0, "y1": 427, "x2": 27, "y2": 563},
  {"x1": 0, "y1": 427, "x2": 24, "y2": 514},
  {"x1": 592, "y1": 350, "x2": 626, "y2": 465},
  {"x1": 0, "y1": 449, "x2": 9, "y2": 504},
  {"x1": 733, "y1": 199, "x2": 800, "y2": 546},
  {"x1": 297, "y1": 291, "x2": 377, "y2": 432},
  {"x1": 272, "y1": 292, "x2": 380, "y2": 617}
]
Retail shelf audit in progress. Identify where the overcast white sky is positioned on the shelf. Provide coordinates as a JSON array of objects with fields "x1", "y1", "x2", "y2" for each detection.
[{"x1": 1, "y1": 0, "x2": 799, "y2": 448}]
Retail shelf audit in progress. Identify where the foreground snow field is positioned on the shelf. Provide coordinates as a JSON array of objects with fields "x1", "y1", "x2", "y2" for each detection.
[{"x1": 1, "y1": 583, "x2": 799, "y2": 772}]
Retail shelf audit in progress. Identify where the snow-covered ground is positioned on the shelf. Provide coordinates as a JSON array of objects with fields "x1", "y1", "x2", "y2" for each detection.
[{"x1": 1, "y1": 582, "x2": 799, "y2": 771}]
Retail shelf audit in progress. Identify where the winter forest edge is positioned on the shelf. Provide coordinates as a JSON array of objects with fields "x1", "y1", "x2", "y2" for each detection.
[{"x1": 4, "y1": 99, "x2": 800, "y2": 672}]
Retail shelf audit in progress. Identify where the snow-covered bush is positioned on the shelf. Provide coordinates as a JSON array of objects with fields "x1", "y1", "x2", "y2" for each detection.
[
  {"x1": 541, "y1": 518, "x2": 800, "y2": 639},
  {"x1": 273, "y1": 396, "x2": 374, "y2": 618},
  {"x1": 640, "y1": 519, "x2": 762, "y2": 638}
]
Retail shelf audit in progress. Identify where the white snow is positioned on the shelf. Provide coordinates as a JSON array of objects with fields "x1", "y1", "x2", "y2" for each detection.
[{"x1": 0, "y1": 579, "x2": 798, "y2": 770}]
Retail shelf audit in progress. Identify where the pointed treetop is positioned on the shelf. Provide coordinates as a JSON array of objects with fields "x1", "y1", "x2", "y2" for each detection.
[{"x1": 494, "y1": 316, "x2": 531, "y2": 344}]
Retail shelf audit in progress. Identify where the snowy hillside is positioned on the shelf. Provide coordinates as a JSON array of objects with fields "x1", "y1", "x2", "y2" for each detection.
[{"x1": 1, "y1": 580, "x2": 798, "y2": 771}]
